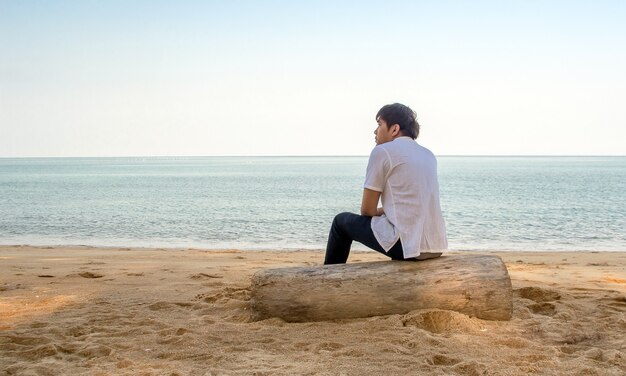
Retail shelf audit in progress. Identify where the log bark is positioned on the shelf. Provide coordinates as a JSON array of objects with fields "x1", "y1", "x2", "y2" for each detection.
[{"x1": 250, "y1": 255, "x2": 512, "y2": 322}]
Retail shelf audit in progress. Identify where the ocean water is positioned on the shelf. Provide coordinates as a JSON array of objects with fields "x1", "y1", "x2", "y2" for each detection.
[{"x1": 0, "y1": 156, "x2": 624, "y2": 251}]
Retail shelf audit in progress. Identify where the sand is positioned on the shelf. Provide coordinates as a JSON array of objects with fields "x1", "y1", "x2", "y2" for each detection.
[{"x1": 1, "y1": 246, "x2": 624, "y2": 375}]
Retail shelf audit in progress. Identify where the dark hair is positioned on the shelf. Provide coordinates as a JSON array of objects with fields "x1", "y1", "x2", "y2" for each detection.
[{"x1": 375, "y1": 103, "x2": 419, "y2": 139}]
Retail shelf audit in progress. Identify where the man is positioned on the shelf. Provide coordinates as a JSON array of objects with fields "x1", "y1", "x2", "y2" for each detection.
[{"x1": 324, "y1": 103, "x2": 447, "y2": 264}]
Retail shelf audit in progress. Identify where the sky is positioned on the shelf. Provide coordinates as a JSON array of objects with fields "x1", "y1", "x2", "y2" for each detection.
[{"x1": 1, "y1": 1, "x2": 625, "y2": 157}]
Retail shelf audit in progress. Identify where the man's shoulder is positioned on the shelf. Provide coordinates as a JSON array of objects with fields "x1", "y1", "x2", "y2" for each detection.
[
  {"x1": 379, "y1": 137, "x2": 421, "y2": 155},
  {"x1": 369, "y1": 143, "x2": 391, "y2": 158},
  {"x1": 370, "y1": 138, "x2": 437, "y2": 163},
  {"x1": 385, "y1": 139, "x2": 438, "y2": 164},
  {"x1": 374, "y1": 137, "x2": 409, "y2": 152}
]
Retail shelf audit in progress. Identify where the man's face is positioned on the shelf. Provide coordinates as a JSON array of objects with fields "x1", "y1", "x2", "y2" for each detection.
[{"x1": 374, "y1": 118, "x2": 396, "y2": 145}]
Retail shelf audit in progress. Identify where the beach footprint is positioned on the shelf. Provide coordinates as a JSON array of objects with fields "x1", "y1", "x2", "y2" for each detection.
[
  {"x1": 74, "y1": 271, "x2": 104, "y2": 278},
  {"x1": 453, "y1": 361, "x2": 488, "y2": 376},
  {"x1": 515, "y1": 286, "x2": 561, "y2": 302},
  {"x1": 429, "y1": 354, "x2": 462, "y2": 366},
  {"x1": 189, "y1": 272, "x2": 223, "y2": 280},
  {"x1": 1, "y1": 283, "x2": 23, "y2": 291},
  {"x1": 195, "y1": 287, "x2": 250, "y2": 303},
  {"x1": 401, "y1": 309, "x2": 485, "y2": 334},
  {"x1": 528, "y1": 302, "x2": 557, "y2": 316}
]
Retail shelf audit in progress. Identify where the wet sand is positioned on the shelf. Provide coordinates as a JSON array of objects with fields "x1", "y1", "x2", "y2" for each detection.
[{"x1": 1, "y1": 246, "x2": 625, "y2": 375}]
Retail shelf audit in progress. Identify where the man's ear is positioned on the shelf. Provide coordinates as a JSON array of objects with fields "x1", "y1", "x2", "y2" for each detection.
[{"x1": 391, "y1": 124, "x2": 400, "y2": 136}]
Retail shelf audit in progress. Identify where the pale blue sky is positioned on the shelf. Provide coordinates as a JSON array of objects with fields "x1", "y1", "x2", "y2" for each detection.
[{"x1": 1, "y1": 1, "x2": 625, "y2": 156}]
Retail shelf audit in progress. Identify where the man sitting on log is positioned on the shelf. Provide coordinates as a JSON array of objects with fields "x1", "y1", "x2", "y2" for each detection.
[{"x1": 325, "y1": 103, "x2": 448, "y2": 264}]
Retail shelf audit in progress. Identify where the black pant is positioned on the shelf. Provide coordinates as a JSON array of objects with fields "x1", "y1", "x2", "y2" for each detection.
[{"x1": 324, "y1": 212, "x2": 405, "y2": 264}]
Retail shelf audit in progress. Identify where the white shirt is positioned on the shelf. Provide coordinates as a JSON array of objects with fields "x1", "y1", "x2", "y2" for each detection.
[{"x1": 363, "y1": 137, "x2": 448, "y2": 258}]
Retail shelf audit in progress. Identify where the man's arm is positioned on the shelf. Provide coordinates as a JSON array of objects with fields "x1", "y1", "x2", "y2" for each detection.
[{"x1": 361, "y1": 188, "x2": 384, "y2": 217}]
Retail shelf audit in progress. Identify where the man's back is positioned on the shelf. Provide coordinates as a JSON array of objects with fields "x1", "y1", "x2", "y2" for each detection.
[{"x1": 366, "y1": 137, "x2": 447, "y2": 258}]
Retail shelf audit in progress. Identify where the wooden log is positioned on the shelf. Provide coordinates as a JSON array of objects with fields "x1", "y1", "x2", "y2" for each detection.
[{"x1": 250, "y1": 255, "x2": 512, "y2": 322}]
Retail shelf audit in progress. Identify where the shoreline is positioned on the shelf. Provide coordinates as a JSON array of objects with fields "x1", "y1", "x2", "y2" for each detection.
[
  {"x1": 3, "y1": 243, "x2": 626, "y2": 253},
  {"x1": 1, "y1": 246, "x2": 625, "y2": 375}
]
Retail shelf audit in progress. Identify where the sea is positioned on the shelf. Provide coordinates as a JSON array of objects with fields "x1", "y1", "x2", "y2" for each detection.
[{"x1": 0, "y1": 156, "x2": 624, "y2": 252}]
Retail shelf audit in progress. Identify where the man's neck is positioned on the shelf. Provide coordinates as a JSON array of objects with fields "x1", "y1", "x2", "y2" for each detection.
[{"x1": 393, "y1": 134, "x2": 410, "y2": 141}]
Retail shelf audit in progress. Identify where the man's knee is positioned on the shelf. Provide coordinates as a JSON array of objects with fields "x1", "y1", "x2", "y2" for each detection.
[
  {"x1": 334, "y1": 212, "x2": 352, "y2": 221},
  {"x1": 331, "y1": 212, "x2": 354, "y2": 233},
  {"x1": 333, "y1": 212, "x2": 355, "y2": 227}
]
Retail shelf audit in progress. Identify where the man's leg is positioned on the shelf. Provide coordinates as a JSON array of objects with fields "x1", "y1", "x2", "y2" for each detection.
[
  {"x1": 325, "y1": 212, "x2": 398, "y2": 264},
  {"x1": 325, "y1": 212, "x2": 442, "y2": 264},
  {"x1": 325, "y1": 212, "x2": 366, "y2": 264}
]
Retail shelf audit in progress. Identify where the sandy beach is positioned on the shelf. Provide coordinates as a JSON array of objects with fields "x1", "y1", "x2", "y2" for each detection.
[{"x1": 1, "y1": 246, "x2": 624, "y2": 375}]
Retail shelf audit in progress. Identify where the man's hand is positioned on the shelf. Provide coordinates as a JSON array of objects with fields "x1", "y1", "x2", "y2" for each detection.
[{"x1": 361, "y1": 188, "x2": 382, "y2": 217}]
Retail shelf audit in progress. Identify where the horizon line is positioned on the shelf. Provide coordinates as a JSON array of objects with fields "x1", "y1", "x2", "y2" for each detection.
[{"x1": 1, "y1": 154, "x2": 625, "y2": 159}]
